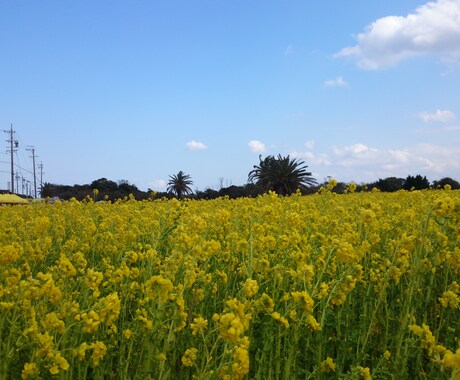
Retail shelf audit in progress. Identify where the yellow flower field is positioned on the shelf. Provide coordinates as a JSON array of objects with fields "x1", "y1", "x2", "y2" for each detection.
[{"x1": 1, "y1": 189, "x2": 459, "y2": 379}]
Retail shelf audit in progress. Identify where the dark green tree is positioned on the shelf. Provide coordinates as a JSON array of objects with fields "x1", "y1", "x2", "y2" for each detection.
[
  {"x1": 374, "y1": 177, "x2": 405, "y2": 192},
  {"x1": 432, "y1": 177, "x2": 460, "y2": 190},
  {"x1": 40, "y1": 182, "x2": 54, "y2": 198},
  {"x1": 248, "y1": 154, "x2": 317, "y2": 195},
  {"x1": 403, "y1": 175, "x2": 430, "y2": 190},
  {"x1": 167, "y1": 171, "x2": 194, "y2": 199},
  {"x1": 91, "y1": 178, "x2": 118, "y2": 191}
]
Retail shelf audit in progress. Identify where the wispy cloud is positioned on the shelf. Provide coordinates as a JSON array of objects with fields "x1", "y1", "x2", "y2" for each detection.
[
  {"x1": 324, "y1": 77, "x2": 348, "y2": 87},
  {"x1": 336, "y1": 0, "x2": 460, "y2": 69},
  {"x1": 304, "y1": 140, "x2": 315, "y2": 150},
  {"x1": 290, "y1": 150, "x2": 331, "y2": 166},
  {"x1": 248, "y1": 140, "x2": 267, "y2": 153},
  {"x1": 445, "y1": 125, "x2": 460, "y2": 131},
  {"x1": 186, "y1": 140, "x2": 208, "y2": 150},
  {"x1": 418, "y1": 109, "x2": 456, "y2": 123},
  {"x1": 290, "y1": 142, "x2": 460, "y2": 183},
  {"x1": 415, "y1": 124, "x2": 460, "y2": 134},
  {"x1": 289, "y1": 141, "x2": 317, "y2": 162},
  {"x1": 149, "y1": 179, "x2": 166, "y2": 189},
  {"x1": 284, "y1": 44, "x2": 294, "y2": 56},
  {"x1": 291, "y1": 150, "x2": 315, "y2": 160}
]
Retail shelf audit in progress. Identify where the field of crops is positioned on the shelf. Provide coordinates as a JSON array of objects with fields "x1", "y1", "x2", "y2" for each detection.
[{"x1": 1, "y1": 188, "x2": 460, "y2": 379}]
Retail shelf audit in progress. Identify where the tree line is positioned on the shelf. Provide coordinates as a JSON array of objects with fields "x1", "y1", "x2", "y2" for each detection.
[{"x1": 40, "y1": 155, "x2": 460, "y2": 201}]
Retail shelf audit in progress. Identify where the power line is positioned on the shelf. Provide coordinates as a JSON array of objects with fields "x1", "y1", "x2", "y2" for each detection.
[
  {"x1": 13, "y1": 162, "x2": 34, "y2": 176},
  {"x1": 2, "y1": 124, "x2": 44, "y2": 195},
  {"x1": 14, "y1": 150, "x2": 23, "y2": 178}
]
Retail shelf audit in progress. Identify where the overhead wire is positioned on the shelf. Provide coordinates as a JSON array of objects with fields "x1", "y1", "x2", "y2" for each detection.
[{"x1": 1, "y1": 129, "x2": 41, "y2": 193}]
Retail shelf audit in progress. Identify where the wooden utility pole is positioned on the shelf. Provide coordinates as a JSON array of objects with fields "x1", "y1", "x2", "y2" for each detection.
[
  {"x1": 38, "y1": 161, "x2": 44, "y2": 197},
  {"x1": 3, "y1": 124, "x2": 16, "y2": 193},
  {"x1": 27, "y1": 146, "x2": 37, "y2": 198},
  {"x1": 15, "y1": 173, "x2": 20, "y2": 195}
]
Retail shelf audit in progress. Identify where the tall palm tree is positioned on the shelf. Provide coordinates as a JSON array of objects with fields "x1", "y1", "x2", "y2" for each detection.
[
  {"x1": 248, "y1": 154, "x2": 317, "y2": 195},
  {"x1": 167, "y1": 171, "x2": 194, "y2": 199}
]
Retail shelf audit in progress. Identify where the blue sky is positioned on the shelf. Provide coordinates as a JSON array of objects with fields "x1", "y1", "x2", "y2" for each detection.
[{"x1": 1, "y1": 0, "x2": 459, "y2": 193}]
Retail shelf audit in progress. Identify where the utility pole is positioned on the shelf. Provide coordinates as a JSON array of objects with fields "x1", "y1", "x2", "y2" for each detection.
[
  {"x1": 27, "y1": 146, "x2": 37, "y2": 198},
  {"x1": 22, "y1": 176, "x2": 25, "y2": 195},
  {"x1": 38, "y1": 161, "x2": 44, "y2": 197},
  {"x1": 15, "y1": 173, "x2": 20, "y2": 195},
  {"x1": 3, "y1": 124, "x2": 16, "y2": 193}
]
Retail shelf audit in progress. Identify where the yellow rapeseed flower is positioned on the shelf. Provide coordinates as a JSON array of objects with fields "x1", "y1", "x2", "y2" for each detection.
[
  {"x1": 91, "y1": 341, "x2": 107, "y2": 366},
  {"x1": 232, "y1": 346, "x2": 250, "y2": 379},
  {"x1": 190, "y1": 316, "x2": 208, "y2": 336},
  {"x1": 181, "y1": 347, "x2": 198, "y2": 367},
  {"x1": 443, "y1": 348, "x2": 460, "y2": 369},
  {"x1": 123, "y1": 329, "x2": 133, "y2": 340},
  {"x1": 307, "y1": 315, "x2": 321, "y2": 331},
  {"x1": 358, "y1": 366, "x2": 372, "y2": 380},
  {"x1": 242, "y1": 278, "x2": 259, "y2": 298},
  {"x1": 320, "y1": 357, "x2": 336, "y2": 373},
  {"x1": 21, "y1": 362, "x2": 38, "y2": 379},
  {"x1": 271, "y1": 311, "x2": 289, "y2": 328}
]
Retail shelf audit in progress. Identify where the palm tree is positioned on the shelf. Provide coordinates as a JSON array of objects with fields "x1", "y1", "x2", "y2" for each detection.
[
  {"x1": 248, "y1": 154, "x2": 317, "y2": 195},
  {"x1": 167, "y1": 171, "x2": 194, "y2": 199}
]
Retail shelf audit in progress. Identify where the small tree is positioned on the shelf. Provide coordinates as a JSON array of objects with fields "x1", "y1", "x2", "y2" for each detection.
[
  {"x1": 403, "y1": 175, "x2": 430, "y2": 190},
  {"x1": 432, "y1": 177, "x2": 460, "y2": 190},
  {"x1": 248, "y1": 154, "x2": 317, "y2": 195},
  {"x1": 167, "y1": 171, "x2": 193, "y2": 199},
  {"x1": 375, "y1": 177, "x2": 405, "y2": 192}
]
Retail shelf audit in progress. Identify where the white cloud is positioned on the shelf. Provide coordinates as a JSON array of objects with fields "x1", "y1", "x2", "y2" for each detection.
[
  {"x1": 445, "y1": 125, "x2": 460, "y2": 131},
  {"x1": 407, "y1": 143, "x2": 460, "y2": 174},
  {"x1": 324, "y1": 77, "x2": 348, "y2": 87},
  {"x1": 284, "y1": 44, "x2": 294, "y2": 56},
  {"x1": 291, "y1": 150, "x2": 315, "y2": 160},
  {"x1": 332, "y1": 144, "x2": 431, "y2": 171},
  {"x1": 290, "y1": 150, "x2": 332, "y2": 166},
  {"x1": 415, "y1": 124, "x2": 460, "y2": 134},
  {"x1": 418, "y1": 109, "x2": 456, "y2": 122},
  {"x1": 186, "y1": 140, "x2": 207, "y2": 150},
  {"x1": 334, "y1": 143, "x2": 375, "y2": 156},
  {"x1": 304, "y1": 140, "x2": 315, "y2": 149},
  {"x1": 313, "y1": 154, "x2": 333, "y2": 166},
  {"x1": 336, "y1": 0, "x2": 460, "y2": 69},
  {"x1": 291, "y1": 142, "x2": 460, "y2": 183},
  {"x1": 149, "y1": 179, "x2": 166, "y2": 189},
  {"x1": 248, "y1": 140, "x2": 267, "y2": 153}
]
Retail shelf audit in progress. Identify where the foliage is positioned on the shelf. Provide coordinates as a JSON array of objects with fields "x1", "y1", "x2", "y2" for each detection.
[
  {"x1": 248, "y1": 154, "x2": 317, "y2": 195},
  {"x1": 167, "y1": 171, "x2": 194, "y2": 199},
  {"x1": 1, "y1": 190, "x2": 460, "y2": 379},
  {"x1": 372, "y1": 177, "x2": 405, "y2": 192},
  {"x1": 41, "y1": 179, "x2": 151, "y2": 201},
  {"x1": 40, "y1": 174, "x2": 460, "y2": 201},
  {"x1": 433, "y1": 177, "x2": 460, "y2": 190},
  {"x1": 403, "y1": 175, "x2": 430, "y2": 191},
  {"x1": 194, "y1": 184, "x2": 261, "y2": 200}
]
